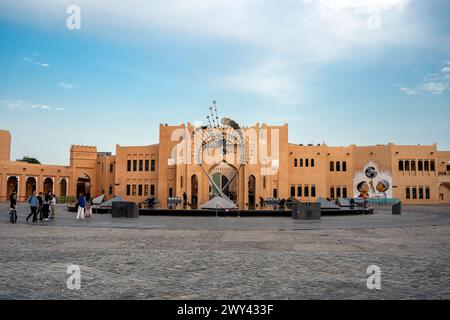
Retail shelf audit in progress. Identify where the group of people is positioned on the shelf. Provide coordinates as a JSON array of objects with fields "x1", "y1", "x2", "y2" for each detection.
[
  {"x1": 8, "y1": 190, "x2": 93, "y2": 223},
  {"x1": 21, "y1": 190, "x2": 57, "y2": 222},
  {"x1": 75, "y1": 192, "x2": 93, "y2": 221}
]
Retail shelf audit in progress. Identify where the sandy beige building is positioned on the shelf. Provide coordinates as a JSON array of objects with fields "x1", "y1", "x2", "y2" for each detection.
[{"x1": 1, "y1": 124, "x2": 449, "y2": 207}]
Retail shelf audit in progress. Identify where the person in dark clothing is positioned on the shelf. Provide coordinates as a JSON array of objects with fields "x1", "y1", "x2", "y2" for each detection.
[
  {"x1": 37, "y1": 192, "x2": 44, "y2": 220},
  {"x1": 9, "y1": 191, "x2": 17, "y2": 223},
  {"x1": 42, "y1": 191, "x2": 52, "y2": 220},
  {"x1": 182, "y1": 192, "x2": 187, "y2": 209},
  {"x1": 26, "y1": 191, "x2": 39, "y2": 222}
]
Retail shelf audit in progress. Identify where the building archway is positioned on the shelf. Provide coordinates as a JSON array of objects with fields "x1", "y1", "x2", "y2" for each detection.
[
  {"x1": 191, "y1": 174, "x2": 198, "y2": 209},
  {"x1": 248, "y1": 175, "x2": 256, "y2": 209},
  {"x1": 76, "y1": 177, "x2": 91, "y2": 195},
  {"x1": 208, "y1": 162, "x2": 238, "y2": 202},
  {"x1": 7, "y1": 176, "x2": 18, "y2": 197},
  {"x1": 25, "y1": 177, "x2": 37, "y2": 197},
  {"x1": 60, "y1": 178, "x2": 68, "y2": 196},
  {"x1": 43, "y1": 178, "x2": 54, "y2": 194}
]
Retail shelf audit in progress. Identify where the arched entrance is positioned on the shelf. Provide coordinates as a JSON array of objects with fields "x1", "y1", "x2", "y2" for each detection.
[
  {"x1": 7, "y1": 176, "x2": 18, "y2": 197},
  {"x1": 43, "y1": 178, "x2": 53, "y2": 194},
  {"x1": 248, "y1": 175, "x2": 256, "y2": 209},
  {"x1": 208, "y1": 162, "x2": 238, "y2": 202},
  {"x1": 76, "y1": 177, "x2": 91, "y2": 195},
  {"x1": 191, "y1": 175, "x2": 198, "y2": 209},
  {"x1": 26, "y1": 177, "x2": 37, "y2": 197},
  {"x1": 60, "y1": 178, "x2": 68, "y2": 196}
]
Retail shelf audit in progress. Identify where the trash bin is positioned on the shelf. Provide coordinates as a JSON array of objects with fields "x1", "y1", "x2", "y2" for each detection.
[
  {"x1": 112, "y1": 201, "x2": 139, "y2": 218},
  {"x1": 392, "y1": 201, "x2": 402, "y2": 215}
]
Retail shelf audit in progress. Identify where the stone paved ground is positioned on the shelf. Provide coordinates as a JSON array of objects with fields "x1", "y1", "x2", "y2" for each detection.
[{"x1": 1, "y1": 203, "x2": 450, "y2": 299}]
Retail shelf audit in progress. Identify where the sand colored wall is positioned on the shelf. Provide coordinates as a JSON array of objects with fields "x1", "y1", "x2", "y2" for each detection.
[{"x1": 1, "y1": 128, "x2": 449, "y2": 206}]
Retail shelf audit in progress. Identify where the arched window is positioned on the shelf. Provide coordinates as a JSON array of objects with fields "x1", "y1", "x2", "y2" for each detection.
[
  {"x1": 336, "y1": 187, "x2": 341, "y2": 198},
  {"x1": 290, "y1": 186, "x2": 296, "y2": 197},
  {"x1": 300, "y1": 159, "x2": 303, "y2": 167},
  {"x1": 330, "y1": 161, "x2": 334, "y2": 171},
  {"x1": 304, "y1": 185, "x2": 309, "y2": 197},
  {"x1": 330, "y1": 187, "x2": 335, "y2": 199},
  {"x1": 406, "y1": 187, "x2": 410, "y2": 199},
  {"x1": 418, "y1": 160, "x2": 423, "y2": 171},
  {"x1": 399, "y1": 160, "x2": 404, "y2": 171},
  {"x1": 424, "y1": 160, "x2": 429, "y2": 171},
  {"x1": 430, "y1": 160, "x2": 435, "y2": 171},
  {"x1": 336, "y1": 161, "x2": 341, "y2": 172},
  {"x1": 311, "y1": 186, "x2": 316, "y2": 197},
  {"x1": 294, "y1": 158, "x2": 297, "y2": 167},
  {"x1": 297, "y1": 186, "x2": 302, "y2": 197},
  {"x1": 342, "y1": 161, "x2": 347, "y2": 172},
  {"x1": 311, "y1": 159, "x2": 315, "y2": 167},
  {"x1": 405, "y1": 160, "x2": 410, "y2": 171},
  {"x1": 411, "y1": 160, "x2": 416, "y2": 171},
  {"x1": 305, "y1": 159, "x2": 309, "y2": 167},
  {"x1": 343, "y1": 187, "x2": 347, "y2": 198}
]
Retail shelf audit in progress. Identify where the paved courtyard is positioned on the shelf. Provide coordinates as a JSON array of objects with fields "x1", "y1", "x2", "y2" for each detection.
[{"x1": 1, "y1": 203, "x2": 450, "y2": 299}]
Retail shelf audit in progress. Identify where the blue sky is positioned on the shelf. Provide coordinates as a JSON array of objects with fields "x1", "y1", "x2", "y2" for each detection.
[{"x1": 0, "y1": 0, "x2": 449, "y2": 164}]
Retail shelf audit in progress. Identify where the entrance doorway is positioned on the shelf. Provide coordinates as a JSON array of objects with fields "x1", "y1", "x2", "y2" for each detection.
[
  {"x1": 25, "y1": 177, "x2": 37, "y2": 197},
  {"x1": 76, "y1": 177, "x2": 91, "y2": 195},
  {"x1": 60, "y1": 178, "x2": 68, "y2": 196},
  {"x1": 7, "y1": 176, "x2": 18, "y2": 197},
  {"x1": 43, "y1": 178, "x2": 53, "y2": 194}
]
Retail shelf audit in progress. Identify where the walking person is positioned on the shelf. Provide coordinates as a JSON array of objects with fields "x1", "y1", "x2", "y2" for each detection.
[
  {"x1": 37, "y1": 192, "x2": 43, "y2": 221},
  {"x1": 42, "y1": 191, "x2": 52, "y2": 221},
  {"x1": 76, "y1": 192, "x2": 86, "y2": 221},
  {"x1": 9, "y1": 191, "x2": 17, "y2": 223},
  {"x1": 84, "y1": 193, "x2": 92, "y2": 218},
  {"x1": 26, "y1": 191, "x2": 39, "y2": 222},
  {"x1": 50, "y1": 193, "x2": 57, "y2": 219}
]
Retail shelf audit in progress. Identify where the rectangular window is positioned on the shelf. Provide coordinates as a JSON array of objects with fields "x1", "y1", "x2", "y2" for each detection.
[
  {"x1": 138, "y1": 184, "x2": 143, "y2": 196},
  {"x1": 336, "y1": 187, "x2": 341, "y2": 198},
  {"x1": 127, "y1": 160, "x2": 131, "y2": 171},
  {"x1": 419, "y1": 188, "x2": 424, "y2": 199},
  {"x1": 126, "y1": 184, "x2": 131, "y2": 196},
  {"x1": 144, "y1": 185, "x2": 149, "y2": 196},
  {"x1": 412, "y1": 187, "x2": 417, "y2": 199},
  {"x1": 150, "y1": 184, "x2": 155, "y2": 196},
  {"x1": 343, "y1": 187, "x2": 347, "y2": 198},
  {"x1": 109, "y1": 185, "x2": 113, "y2": 195},
  {"x1": 311, "y1": 185, "x2": 316, "y2": 197},
  {"x1": 151, "y1": 159, "x2": 156, "y2": 171},
  {"x1": 311, "y1": 159, "x2": 315, "y2": 167},
  {"x1": 133, "y1": 160, "x2": 137, "y2": 171},
  {"x1": 180, "y1": 176, "x2": 183, "y2": 188},
  {"x1": 145, "y1": 160, "x2": 149, "y2": 171},
  {"x1": 447, "y1": 164, "x2": 450, "y2": 171},
  {"x1": 273, "y1": 189, "x2": 278, "y2": 198},
  {"x1": 330, "y1": 187, "x2": 335, "y2": 199},
  {"x1": 426, "y1": 187, "x2": 430, "y2": 199},
  {"x1": 132, "y1": 185, "x2": 136, "y2": 196},
  {"x1": 139, "y1": 160, "x2": 143, "y2": 171},
  {"x1": 110, "y1": 163, "x2": 114, "y2": 173},
  {"x1": 406, "y1": 187, "x2": 410, "y2": 199}
]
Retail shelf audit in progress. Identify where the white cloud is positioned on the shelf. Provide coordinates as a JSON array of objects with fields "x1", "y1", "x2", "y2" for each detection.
[
  {"x1": 58, "y1": 82, "x2": 75, "y2": 89},
  {"x1": 0, "y1": 99, "x2": 65, "y2": 111},
  {"x1": 22, "y1": 56, "x2": 49, "y2": 68},
  {"x1": 398, "y1": 59, "x2": 450, "y2": 96},
  {"x1": 1, "y1": 0, "x2": 445, "y2": 103}
]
